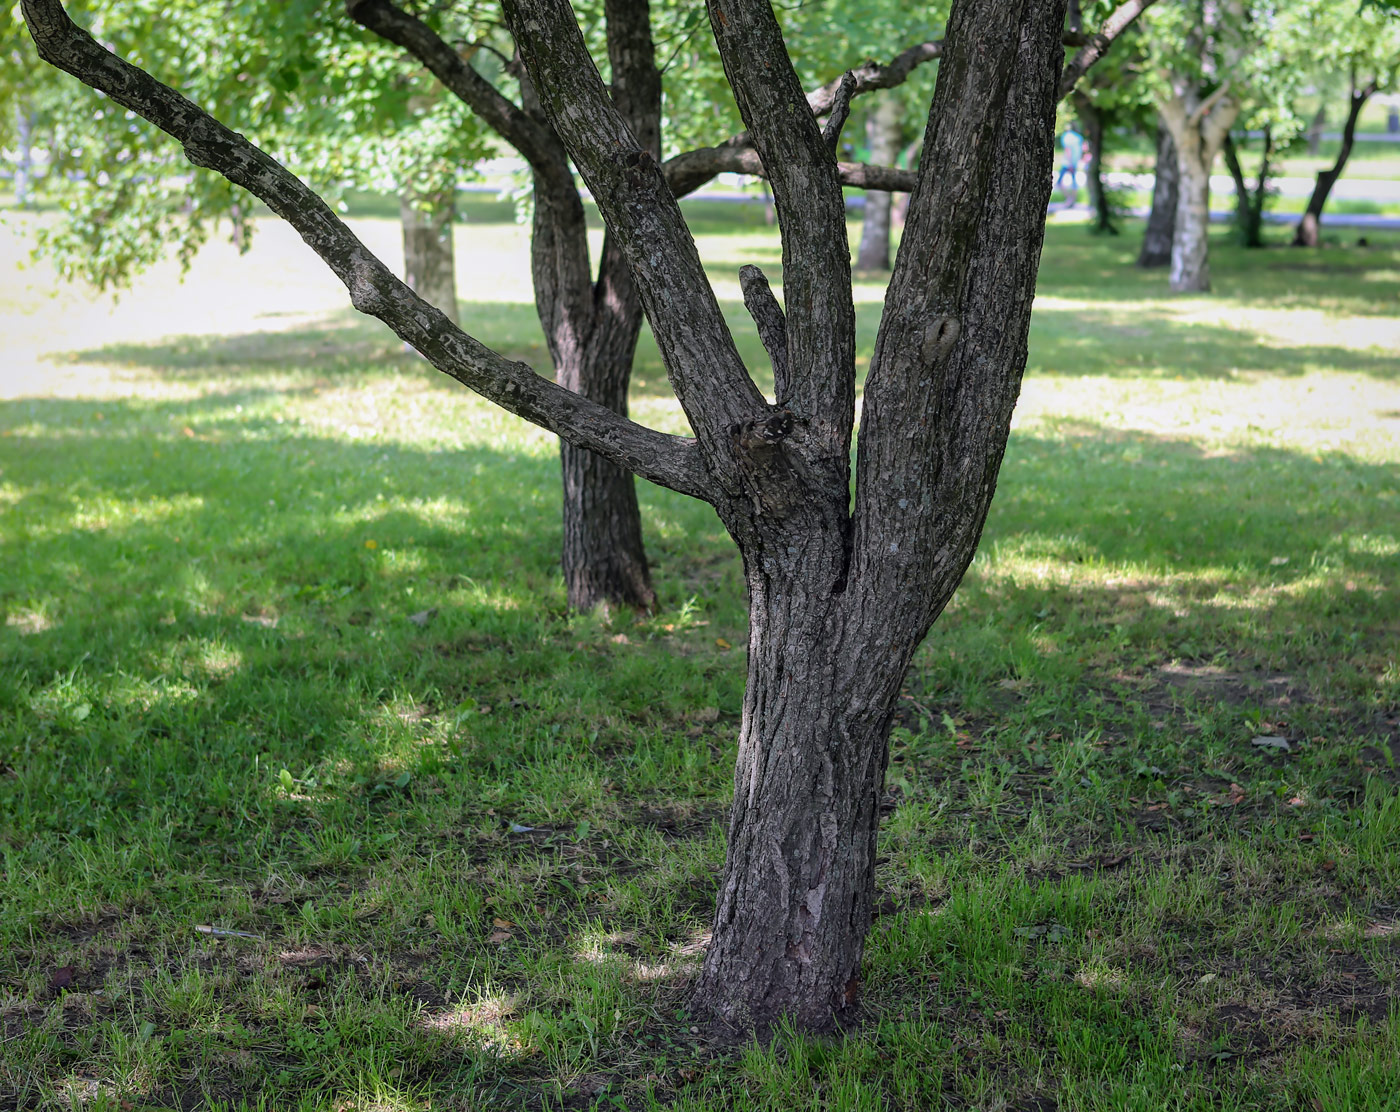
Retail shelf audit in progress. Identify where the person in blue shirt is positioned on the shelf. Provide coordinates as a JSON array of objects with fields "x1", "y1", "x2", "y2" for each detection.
[{"x1": 1056, "y1": 126, "x2": 1084, "y2": 205}]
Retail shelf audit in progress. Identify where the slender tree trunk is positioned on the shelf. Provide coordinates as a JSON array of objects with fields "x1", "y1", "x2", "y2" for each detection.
[
  {"x1": 1073, "y1": 91, "x2": 1115, "y2": 234},
  {"x1": 14, "y1": 105, "x2": 34, "y2": 206},
  {"x1": 1138, "y1": 124, "x2": 1176, "y2": 266},
  {"x1": 1222, "y1": 128, "x2": 1271, "y2": 248},
  {"x1": 856, "y1": 96, "x2": 901, "y2": 269},
  {"x1": 1294, "y1": 81, "x2": 1375, "y2": 248},
  {"x1": 400, "y1": 179, "x2": 459, "y2": 326}
]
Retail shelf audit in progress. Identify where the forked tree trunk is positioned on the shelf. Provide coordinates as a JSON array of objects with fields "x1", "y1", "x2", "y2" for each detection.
[
  {"x1": 1294, "y1": 81, "x2": 1375, "y2": 248},
  {"x1": 694, "y1": 0, "x2": 1066, "y2": 1030},
  {"x1": 1160, "y1": 85, "x2": 1238, "y2": 293},
  {"x1": 400, "y1": 181, "x2": 459, "y2": 326},
  {"x1": 856, "y1": 96, "x2": 901, "y2": 270},
  {"x1": 21, "y1": 0, "x2": 1146, "y2": 1037},
  {"x1": 1138, "y1": 124, "x2": 1177, "y2": 266}
]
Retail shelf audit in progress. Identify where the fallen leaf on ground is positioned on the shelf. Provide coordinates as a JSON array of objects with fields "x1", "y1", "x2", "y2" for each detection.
[
  {"x1": 48, "y1": 966, "x2": 75, "y2": 991},
  {"x1": 492, "y1": 917, "x2": 514, "y2": 929},
  {"x1": 487, "y1": 930, "x2": 512, "y2": 944}
]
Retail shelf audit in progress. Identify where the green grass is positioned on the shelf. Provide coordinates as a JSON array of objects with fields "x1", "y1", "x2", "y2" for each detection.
[{"x1": 1, "y1": 204, "x2": 1398, "y2": 1111}]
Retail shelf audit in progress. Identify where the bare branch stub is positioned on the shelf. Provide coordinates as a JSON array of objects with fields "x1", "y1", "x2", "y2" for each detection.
[
  {"x1": 18, "y1": 0, "x2": 707, "y2": 500},
  {"x1": 822, "y1": 72, "x2": 857, "y2": 150},
  {"x1": 739, "y1": 264, "x2": 789, "y2": 403}
]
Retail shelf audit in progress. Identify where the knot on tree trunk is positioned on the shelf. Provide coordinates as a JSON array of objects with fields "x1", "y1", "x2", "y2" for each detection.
[{"x1": 730, "y1": 409, "x2": 794, "y2": 454}]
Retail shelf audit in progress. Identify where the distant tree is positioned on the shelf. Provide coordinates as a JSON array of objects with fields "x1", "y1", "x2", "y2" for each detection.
[
  {"x1": 23, "y1": 0, "x2": 1152, "y2": 1031},
  {"x1": 1287, "y1": 1, "x2": 1400, "y2": 246}
]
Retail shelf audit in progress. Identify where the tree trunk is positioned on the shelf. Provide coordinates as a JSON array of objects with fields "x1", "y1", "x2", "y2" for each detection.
[
  {"x1": 1138, "y1": 123, "x2": 1177, "y2": 267},
  {"x1": 1160, "y1": 85, "x2": 1238, "y2": 293},
  {"x1": 14, "y1": 105, "x2": 34, "y2": 207},
  {"x1": 694, "y1": 0, "x2": 1067, "y2": 1032},
  {"x1": 1170, "y1": 138, "x2": 1212, "y2": 290},
  {"x1": 1073, "y1": 91, "x2": 1115, "y2": 235},
  {"x1": 856, "y1": 96, "x2": 901, "y2": 269},
  {"x1": 399, "y1": 180, "x2": 459, "y2": 326},
  {"x1": 521, "y1": 0, "x2": 661, "y2": 613},
  {"x1": 1222, "y1": 128, "x2": 1271, "y2": 248},
  {"x1": 1294, "y1": 81, "x2": 1375, "y2": 248},
  {"x1": 1305, "y1": 101, "x2": 1326, "y2": 156}
]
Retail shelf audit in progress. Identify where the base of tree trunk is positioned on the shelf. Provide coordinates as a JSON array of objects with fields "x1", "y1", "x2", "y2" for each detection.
[
  {"x1": 1292, "y1": 213, "x2": 1320, "y2": 248},
  {"x1": 560, "y1": 441, "x2": 655, "y2": 612}
]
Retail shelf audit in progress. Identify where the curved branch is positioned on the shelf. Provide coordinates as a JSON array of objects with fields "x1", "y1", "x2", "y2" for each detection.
[
  {"x1": 20, "y1": 0, "x2": 706, "y2": 500},
  {"x1": 501, "y1": 0, "x2": 766, "y2": 479},
  {"x1": 1057, "y1": 0, "x2": 1158, "y2": 100},
  {"x1": 344, "y1": 0, "x2": 573, "y2": 191}
]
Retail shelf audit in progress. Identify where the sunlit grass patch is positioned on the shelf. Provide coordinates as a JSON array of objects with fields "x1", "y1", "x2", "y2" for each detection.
[{"x1": 1, "y1": 209, "x2": 1397, "y2": 1109}]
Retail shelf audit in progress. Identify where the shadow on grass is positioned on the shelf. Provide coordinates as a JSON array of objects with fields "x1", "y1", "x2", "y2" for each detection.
[{"x1": 2, "y1": 389, "x2": 1397, "y2": 1107}]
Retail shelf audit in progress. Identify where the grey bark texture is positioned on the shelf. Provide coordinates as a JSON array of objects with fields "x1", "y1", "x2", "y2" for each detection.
[
  {"x1": 399, "y1": 181, "x2": 459, "y2": 326},
  {"x1": 1138, "y1": 123, "x2": 1177, "y2": 267},
  {"x1": 22, "y1": 0, "x2": 1151, "y2": 1033}
]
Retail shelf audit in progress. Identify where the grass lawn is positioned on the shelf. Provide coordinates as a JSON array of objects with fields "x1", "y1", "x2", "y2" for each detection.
[{"x1": 2, "y1": 195, "x2": 1399, "y2": 1111}]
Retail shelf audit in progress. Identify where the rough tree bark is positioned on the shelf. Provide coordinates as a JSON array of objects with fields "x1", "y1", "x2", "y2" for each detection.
[
  {"x1": 1137, "y1": 122, "x2": 1177, "y2": 267},
  {"x1": 1159, "y1": 81, "x2": 1238, "y2": 292},
  {"x1": 1294, "y1": 79, "x2": 1377, "y2": 248},
  {"x1": 856, "y1": 96, "x2": 901, "y2": 270},
  {"x1": 1221, "y1": 127, "x2": 1272, "y2": 249},
  {"x1": 399, "y1": 179, "x2": 459, "y2": 325},
  {"x1": 22, "y1": 0, "x2": 1150, "y2": 1032}
]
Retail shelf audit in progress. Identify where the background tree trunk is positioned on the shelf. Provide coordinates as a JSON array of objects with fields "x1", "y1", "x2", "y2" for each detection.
[
  {"x1": 14, "y1": 105, "x2": 35, "y2": 207},
  {"x1": 1222, "y1": 128, "x2": 1271, "y2": 248},
  {"x1": 856, "y1": 96, "x2": 901, "y2": 270},
  {"x1": 1138, "y1": 124, "x2": 1177, "y2": 266},
  {"x1": 1294, "y1": 81, "x2": 1375, "y2": 248},
  {"x1": 399, "y1": 180, "x2": 459, "y2": 326},
  {"x1": 1073, "y1": 91, "x2": 1115, "y2": 234},
  {"x1": 1160, "y1": 86, "x2": 1238, "y2": 293}
]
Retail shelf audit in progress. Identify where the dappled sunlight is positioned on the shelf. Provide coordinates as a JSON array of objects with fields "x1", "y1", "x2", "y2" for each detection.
[{"x1": 418, "y1": 990, "x2": 527, "y2": 1058}]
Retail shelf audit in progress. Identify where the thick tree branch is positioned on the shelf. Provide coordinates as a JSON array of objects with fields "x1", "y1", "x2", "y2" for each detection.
[
  {"x1": 500, "y1": 0, "x2": 766, "y2": 477},
  {"x1": 1057, "y1": 0, "x2": 1158, "y2": 99},
  {"x1": 706, "y1": 0, "x2": 854, "y2": 466},
  {"x1": 19, "y1": 0, "x2": 706, "y2": 499},
  {"x1": 344, "y1": 0, "x2": 573, "y2": 193},
  {"x1": 738, "y1": 265, "x2": 789, "y2": 403},
  {"x1": 805, "y1": 41, "x2": 945, "y2": 118},
  {"x1": 664, "y1": 146, "x2": 916, "y2": 198}
]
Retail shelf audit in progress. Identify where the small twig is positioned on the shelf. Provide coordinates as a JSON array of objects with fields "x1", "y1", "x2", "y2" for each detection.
[
  {"x1": 821, "y1": 71, "x2": 857, "y2": 150},
  {"x1": 195, "y1": 925, "x2": 264, "y2": 940},
  {"x1": 738, "y1": 264, "x2": 789, "y2": 402}
]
